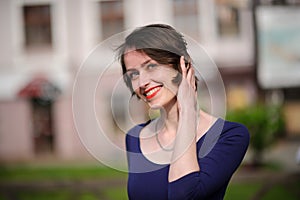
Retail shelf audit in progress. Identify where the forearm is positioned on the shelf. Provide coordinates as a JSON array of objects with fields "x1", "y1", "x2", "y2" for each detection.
[{"x1": 168, "y1": 109, "x2": 199, "y2": 182}]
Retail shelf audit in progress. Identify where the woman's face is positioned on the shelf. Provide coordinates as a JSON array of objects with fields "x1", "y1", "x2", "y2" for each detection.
[{"x1": 124, "y1": 50, "x2": 179, "y2": 108}]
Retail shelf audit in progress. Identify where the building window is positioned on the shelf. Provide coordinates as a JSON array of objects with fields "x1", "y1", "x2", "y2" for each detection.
[
  {"x1": 100, "y1": 0, "x2": 124, "y2": 40},
  {"x1": 215, "y1": 0, "x2": 241, "y2": 38},
  {"x1": 173, "y1": 0, "x2": 199, "y2": 40},
  {"x1": 23, "y1": 5, "x2": 52, "y2": 49}
]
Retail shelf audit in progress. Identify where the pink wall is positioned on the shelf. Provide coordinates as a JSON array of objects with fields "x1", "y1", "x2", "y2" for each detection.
[
  {"x1": 0, "y1": 100, "x2": 34, "y2": 161},
  {"x1": 54, "y1": 96, "x2": 92, "y2": 160}
]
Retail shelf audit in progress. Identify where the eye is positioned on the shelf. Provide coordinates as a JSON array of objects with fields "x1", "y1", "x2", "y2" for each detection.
[
  {"x1": 127, "y1": 70, "x2": 139, "y2": 80},
  {"x1": 147, "y1": 63, "x2": 158, "y2": 70}
]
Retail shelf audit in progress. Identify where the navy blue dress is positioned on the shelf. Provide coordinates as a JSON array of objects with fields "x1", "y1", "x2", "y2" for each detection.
[{"x1": 126, "y1": 118, "x2": 249, "y2": 200}]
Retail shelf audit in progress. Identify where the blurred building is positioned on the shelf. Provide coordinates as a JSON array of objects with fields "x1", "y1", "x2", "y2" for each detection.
[{"x1": 0, "y1": 0, "x2": 299, "y2": 162}]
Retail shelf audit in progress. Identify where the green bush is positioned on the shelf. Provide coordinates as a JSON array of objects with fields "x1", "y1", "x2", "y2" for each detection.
[{"x1": 226, "y1": 104, "x2": 285, "y2": 166}]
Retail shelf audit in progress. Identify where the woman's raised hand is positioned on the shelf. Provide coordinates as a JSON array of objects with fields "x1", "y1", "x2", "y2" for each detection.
[{"x1": 177, "y1": 56, "x2": 197, "y2": 113}]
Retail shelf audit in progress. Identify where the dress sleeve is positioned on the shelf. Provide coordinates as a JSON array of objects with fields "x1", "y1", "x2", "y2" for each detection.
[{"x1": 168, "y1": 123, "x2": 250, "y2": 199}]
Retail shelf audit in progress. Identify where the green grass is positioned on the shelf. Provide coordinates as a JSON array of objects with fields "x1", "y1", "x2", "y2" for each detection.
[
  {"x1": 0, "y1": 165, "x2": 127, "y2": 182},
  {"x1": 0, "y1": 165, "x2": 128, "y2": 200},
  {"x1": 77, "y1": 192, "x2": 99, "y2": 200},
  {"x1": 15, "y1": 191, "x2": 104, "y2": 200},
  {"x1": 224, "y1": 182, "x2": 262, "y2": 200},
  {"x1": 103, "y1": 187, "x2": 128, "y2": 200},
  {"x1": 12, "y1": 190, "x2": 128, "y2": 200},
  {"x1": 262, "y1": 179, "x2": 300, "y2": 200},
  {"x1": 17, "y1": 191, "x2": 70, "y2": 200},
  {"x1": 262, "y1": 185, "x2": 297, "y2": 200},
  {"x1": 0, "y1": 165, "x2": 299, "y2": 200},
  {"x1": 225, "y1": 180, "x2": 300, "y2": 200}
]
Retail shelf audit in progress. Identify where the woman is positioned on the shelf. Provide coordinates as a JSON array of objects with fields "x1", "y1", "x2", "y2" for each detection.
[{"x1": 117, "y1": 24, "x2": 249, "y2": 200}]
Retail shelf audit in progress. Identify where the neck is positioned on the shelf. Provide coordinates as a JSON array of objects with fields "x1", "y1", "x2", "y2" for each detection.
[{"x1": 159, "y1": 98, "x2": 178, "y2": 134}]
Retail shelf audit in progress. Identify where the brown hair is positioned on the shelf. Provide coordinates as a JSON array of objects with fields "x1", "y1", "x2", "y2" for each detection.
[{"x1": 117, "y1": 24, "x2": 195, "y2": 96}]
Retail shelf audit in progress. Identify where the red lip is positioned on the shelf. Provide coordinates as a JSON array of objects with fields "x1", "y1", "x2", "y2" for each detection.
[
  {"x1": 144, "y1": 86, "x2": 162, "y2": 100},
  {"x1": 144, "y1": 86, "x2": 160, "y2": 94}
]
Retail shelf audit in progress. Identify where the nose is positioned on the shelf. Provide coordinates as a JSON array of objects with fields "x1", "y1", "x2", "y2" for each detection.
[{"x1": 138, "y1": 71, "x2": 150, "y2": 89}]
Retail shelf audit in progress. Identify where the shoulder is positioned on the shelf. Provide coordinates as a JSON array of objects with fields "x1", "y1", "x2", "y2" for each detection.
[
  {"x1": 206, "y1": 118, "x2": 249, "y2": 139},
  {"x1": 198, "y1": 118, "x2": 250, "y2": 158},
  {"x1": 126, "y1": 121, "x2": 151, "y2": 152},
  {"x1": 222, "y1": 120, "x2": 250, "y2": 139},
  {"x1": 204, "y1": 118, "x2": 250, "y2": 150},
  {"x1": 218, "y1": 119, "x2": 250, "y2": 149},
  {"x1": 199, "y1": 118, "x2": 250, "y2": 160},
  {"x1": 126, "y1": 120, "x2": 151, "y2": 138}
]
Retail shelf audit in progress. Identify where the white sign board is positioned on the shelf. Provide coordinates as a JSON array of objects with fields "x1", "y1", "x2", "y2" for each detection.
[{"x1": 256, "y1": 6, "x2": 300, "y2": 88}]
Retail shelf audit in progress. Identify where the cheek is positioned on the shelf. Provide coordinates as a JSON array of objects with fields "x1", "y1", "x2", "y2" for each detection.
[
  {"x1": 131, "y1": 80, "x2": 140, "y2": 93},
  {"x1": 164, "y1": 81, "x2": 178, "y2": 96},
  {"x1": 154, "y1": 67, "x2": 178, "y2": 80},
  {"x1": 157, "y1": 69, "x2": 179, "y2": 94}
]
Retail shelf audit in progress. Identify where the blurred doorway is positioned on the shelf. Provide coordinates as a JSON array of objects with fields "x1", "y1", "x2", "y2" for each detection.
[
  {"x1": 31, "y1": 98, "x2": 54, "y2": 155},
  {"x1": 18, "y1": 77, "x2": 60, "y2": 156}
]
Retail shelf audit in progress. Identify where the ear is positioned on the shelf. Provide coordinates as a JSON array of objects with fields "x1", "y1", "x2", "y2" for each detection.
[{"x1": 172, "y1": 72, "x2": 182, "y2": 85}]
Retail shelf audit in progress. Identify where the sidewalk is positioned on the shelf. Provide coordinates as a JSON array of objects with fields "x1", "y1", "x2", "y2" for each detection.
[
  {"x1": 263, "y1": 138, "x2": 300, "y2": 173},
  {"x1": 231, "y1": 138, "x2": 300, "y2": 182},
  {"x1": 229, "y1": 138, "x2": 300, "y2": 199}
]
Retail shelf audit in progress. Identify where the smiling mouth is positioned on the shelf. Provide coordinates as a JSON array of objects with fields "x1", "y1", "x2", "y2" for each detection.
[{"x1": 144, "y1": 86, "x2": 162, "y2": 100}]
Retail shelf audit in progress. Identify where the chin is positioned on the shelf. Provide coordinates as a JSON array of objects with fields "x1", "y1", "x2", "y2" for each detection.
[
  {"x1": 148, "y1": 103, "x2": 162, "y2": 110},
  {"x1": 148, "y1": 98, "x2": 176, "y2": 110}
]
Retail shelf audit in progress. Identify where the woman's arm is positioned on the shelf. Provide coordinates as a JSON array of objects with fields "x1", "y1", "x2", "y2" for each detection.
[
  {"x1": 168, "y1": 122, "x2": 250, "y2": 199},
  {"x1": 168, "y1": 56, "x2": 199, "y2": 182}
]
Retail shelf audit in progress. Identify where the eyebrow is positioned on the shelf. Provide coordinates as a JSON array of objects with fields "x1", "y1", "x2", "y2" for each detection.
[
  {"x1": 141, "y1": 59, "x2": 152, "y2": 68},
  {"x1": 126, "y1": 59, "x2": 152, "y2": 71}
]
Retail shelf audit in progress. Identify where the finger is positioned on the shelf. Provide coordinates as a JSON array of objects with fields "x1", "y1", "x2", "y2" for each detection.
[
  {"x1": 180, "y1": 56, "x2": 187, "y2": 78},
  {"x1": 190, "y1": 66, "x2": 196, "y2": 89},
  {"x1": 187, "y1": 67, "x2": 196, "y2": 91},
  {"x1": 186, "y1": 64, "x2": 193, "y2": 82},
  {"x1": 191, "y1": 70, "x2": 196, "y2": 90}
]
